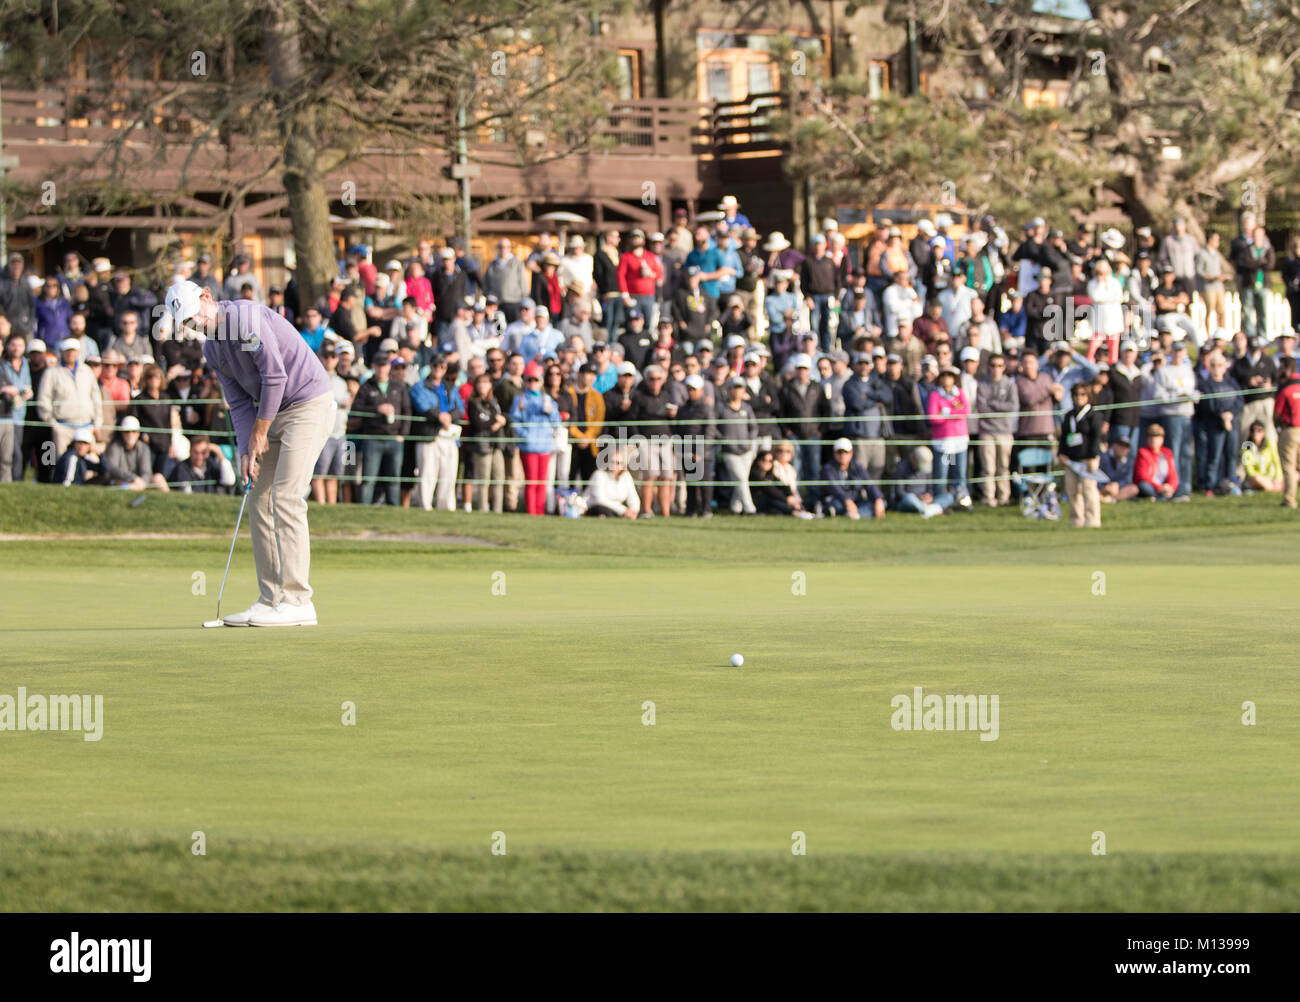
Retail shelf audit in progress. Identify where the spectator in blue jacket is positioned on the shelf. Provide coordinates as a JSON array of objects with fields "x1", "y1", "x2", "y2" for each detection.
[
  {"x1": 510, "y1": 361, "x2": 560, "y2": 515},
  {"x1": 34, "y1": 276, "x2": 73, "y2": 345},
  {"x1": 1194, "y1": 351, "x2": 1244, "y2": 493},
  {"x1": 410, "y1": 354, "x2": 462, "y2": 510},
  {"x1": 819, "y1": 437, "x2": 885, "y2": 519},
  {"x1": 891, "y1": 444, "x2": 953, "y2": 518},
  {"x1": 842, "y1": 351, "x2": 894, "y2": 480},
  {"x1": 1100, "y1": 433, "x2": 1139, "y2": 502}
]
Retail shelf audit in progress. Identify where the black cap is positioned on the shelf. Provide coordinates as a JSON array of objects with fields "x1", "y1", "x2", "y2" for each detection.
[{"x1": 579, "y1": 362, "x2": 597, "y2": 375}]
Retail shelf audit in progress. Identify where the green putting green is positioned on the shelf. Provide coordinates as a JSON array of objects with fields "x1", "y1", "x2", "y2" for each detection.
[{"x1": 0, "y1": 484, "x2": 1296, "y2": 911}]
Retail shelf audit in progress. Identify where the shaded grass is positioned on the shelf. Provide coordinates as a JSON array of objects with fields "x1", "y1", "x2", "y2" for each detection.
[{"x1": 2, "y1": 832, "x2": 1295, "y2": 912}]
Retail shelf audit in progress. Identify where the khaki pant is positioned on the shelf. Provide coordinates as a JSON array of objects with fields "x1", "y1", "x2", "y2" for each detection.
[
  {"x1": 469, "y1": 449, "x2": 505, "y2": 512},
  {"x1": 250, "y1": 392, "x2": 334, "y2": 607},
  {"x1": 51, "y1": 422, "x2": 78, "y2": 461},
  {"x1": 1201, "y1": 285, "x2": 1227, "y2": 333},
  {"x1": 979, "y1": 433, "x2": 1013, "y2": 504},
  {"x1": 505, "y1": 449, "x2": 524, "y2": 511},
  {"x1": 416, "y1": 437, "x2": 459, "y2": 510},
  {"x1": 1281, "y1": 426, "x2": 1300, "y2": 507},
  {"x1": 0, "y1": 422, "x2": 13, "y2": 482},
  {"x1": 1240, "y1": 398, "x2": 1275, "y2": 443},
  {"x1": 1064, "y1": 464, "x2": 1101, "y2": 528}
]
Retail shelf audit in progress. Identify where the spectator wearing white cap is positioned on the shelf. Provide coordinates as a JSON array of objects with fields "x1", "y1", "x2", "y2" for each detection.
[
  {"x1": 104, "y1": 414, "x2": 167, "y2": 490},
  {"x1": 36, "y1": 336, "x2": 102, "y2": 459},
  {"x1": 778, "y1": 353, "x2": 824, "y2": 489},
  {"x1": 54, "y1": 426, "x2": 133, "y2": 487},
  {"x1": 818, "y1": 437, "x2": 885, "y2": 519}
]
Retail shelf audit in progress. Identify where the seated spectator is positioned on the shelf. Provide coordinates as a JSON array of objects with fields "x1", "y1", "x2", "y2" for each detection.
[
  {"x1": 819, "y1": 437, "x2": 885, "y2": 519},
  {"x1": 1240, "y1": 420, "x2": 1283, "y2": 493},
  {"x1": 170, "y1": 435, "x2": 236, "y2": 494},
  {"x1": 583, "y1": 449, "x2": 639, "y2": 518},
  {"x1": 890, "y1": 445, "x2": 953, "y2": 518},
  {"x1": 1099, "y1": 433, "x2": 1139, "y2": 502},
  {"x1": 54, "y1": 427, "x2": 134, "y2": 487},
  {"x1": 103, "y1": 414, "x2": 168, "y2": 491},
  {"x1": 749, "y1": 445, "x2": 813, "y2": 518},
  {"x1": 1134, "y1": 423, "x2": 1178, "y2": 500}
]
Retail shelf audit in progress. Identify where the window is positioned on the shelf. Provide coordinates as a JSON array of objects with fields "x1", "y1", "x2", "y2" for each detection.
[
  {"x1": 748, "y1": 61, "x2": 774, "y2": 97},
  {"x1": 867, "y1": 61, "x2": 890, "y2": 100},
  {"x1": 616, "y1": 49, "x2": 641, "y2": 100},
  {"x1": 707, "y1": 61, "x2": 732, "y2": 102}
]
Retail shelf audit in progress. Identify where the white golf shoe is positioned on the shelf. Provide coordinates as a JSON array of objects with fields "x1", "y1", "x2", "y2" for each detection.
[
  {"x1": 248, "y1": 601, "x2": 318, "y2": 627},
  {"x1": 223, "y1": 600, "x2": 275, "y2": 627}
]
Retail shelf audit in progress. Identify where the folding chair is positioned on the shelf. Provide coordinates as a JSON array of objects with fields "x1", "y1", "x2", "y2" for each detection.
[{"x1": 1013, "y1": 446, "x2": 1060, "y2": 520}]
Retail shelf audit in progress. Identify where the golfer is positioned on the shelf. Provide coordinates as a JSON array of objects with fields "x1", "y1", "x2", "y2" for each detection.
[{"x1": 167, "y1": 280, "x2": 333, "y2": 627}]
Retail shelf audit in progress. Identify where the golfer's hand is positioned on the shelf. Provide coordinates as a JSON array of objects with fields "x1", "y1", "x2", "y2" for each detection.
[
  {"x1": 622, "y1": 508, "x2": 637, "y2": 519},
  {"x1": 874, "y1": 498, "x2": 886, "y2": 519}
]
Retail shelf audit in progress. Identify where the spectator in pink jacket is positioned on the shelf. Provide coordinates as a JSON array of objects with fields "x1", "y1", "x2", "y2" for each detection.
[
  {"x1": 927, "y1": 365, "x2": 971, "y2": 503},
  {"x1": 403, "y1": 261, "x2": 434, "y2": 319}
]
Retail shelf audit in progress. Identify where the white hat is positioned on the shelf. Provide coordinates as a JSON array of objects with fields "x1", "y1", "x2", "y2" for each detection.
[
  {"x1": 935, "y1": 213, "x2": 953, "y2": 229},
  {"x1": 763, "y1": 231, "x2": 791, "y2": 252},
  {"x1": 684, "y1": 374, "x2": 704, "y2": 390},
  {"x1": 1101, "y1": 228, "x2": 1125, "y2": 249},
  {"x1": 92, "y1": 257, "x2": 112, "y2": 273},
  {"x1": 26, "y1": 339, "x2": 47, "y2": 354},
  {"x1": 617, "y1": 361, "x2": 638, "y2": 377},
  {"x1": 725, "y1": 334, "x2": 746, "y2": 349},
  {"x1": 379, "y1": 337, "x2": 400, "y2": 353},
  {"x1": 26, "y1": 274, "x2": 43, "y2": 291},
  {"x1": 792, "y1": 353, "x2": 812, "y2": 368},
  {"x1": 439, "y1": 247, "x2": 456, "y2": 259},
  {"x1": 165, "y1": 279, "x2": 203, "y2": 323},
  {"x1": 57, "y1": 337, "x2": 80, "y2": 353},
  {"x1": 384, "y1": 259, "x2": 404, "y2": 270},
  {"x1": 73, "y1": 427, "x2": 95, "y2": 445},
  {"x1": 719, "y1": 195, "x2": 739, "y2": 208},
  {"x1": 119, "y1": 415, "x2": 141, "y2": 432},
  {"x1": 822, "y1": 217, "x2": 839, "y2": 231},
  {"x1": 832, "y1": 437, "x2": 853, "y2": 453},
  {"x1": 960, "y1": 346, "x2": 981, "y2": 363},
  {"x1": 916, "y1": 219, "x2": 936, "y2": 235}
]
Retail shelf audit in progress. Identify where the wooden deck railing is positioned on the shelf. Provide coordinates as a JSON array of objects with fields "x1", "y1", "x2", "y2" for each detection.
[{"x1": 1, "y1": 83, "x2": 788, "y2": 161}]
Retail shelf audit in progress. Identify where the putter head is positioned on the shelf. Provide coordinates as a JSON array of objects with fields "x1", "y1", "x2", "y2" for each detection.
[{"x1": 201, "y1": 620, "x2": 225, "y2": 628}]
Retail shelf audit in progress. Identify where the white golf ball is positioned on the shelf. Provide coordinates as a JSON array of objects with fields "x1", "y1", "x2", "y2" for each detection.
[{"x1": 730, "y1": 653, "x2": 744, "y2": 668}]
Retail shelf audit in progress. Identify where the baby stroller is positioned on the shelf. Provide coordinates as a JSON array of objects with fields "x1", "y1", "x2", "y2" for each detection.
[{"x1": 1013, "y1": 446, "x2": 1060, "y2": 520}]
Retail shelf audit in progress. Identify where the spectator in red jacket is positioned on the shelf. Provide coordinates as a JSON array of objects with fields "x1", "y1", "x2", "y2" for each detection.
[
  {"x1": 617, "y1": 230, "x2": 663, "y2": 330},
  {"x1": 1275, "y1": 355, "x2": 1300, "y2": 508},
  {"x1": 1134, "y1": 423, "x2": 1178, "y2": 500}
]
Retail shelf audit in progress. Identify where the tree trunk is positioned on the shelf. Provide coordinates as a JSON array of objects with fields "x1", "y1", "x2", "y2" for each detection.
[{"x1": 264, "y1": 1, "x2": 335, "y2": 315}]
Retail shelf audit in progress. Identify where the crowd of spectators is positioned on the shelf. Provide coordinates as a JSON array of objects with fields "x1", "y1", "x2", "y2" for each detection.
[{"x1": 2, "y1": 197, "x2": 1300, "y2": 521}]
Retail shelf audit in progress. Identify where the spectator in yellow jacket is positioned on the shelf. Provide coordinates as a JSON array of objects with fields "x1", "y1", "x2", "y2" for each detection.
[{"x1": 1241, "y1": 420, "x2": 1282, "y2": 493}]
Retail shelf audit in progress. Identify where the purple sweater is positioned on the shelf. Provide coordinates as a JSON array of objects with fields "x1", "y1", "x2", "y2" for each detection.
[{"x1": 202, "y1": 300, "x2": 330, "y2": 455}]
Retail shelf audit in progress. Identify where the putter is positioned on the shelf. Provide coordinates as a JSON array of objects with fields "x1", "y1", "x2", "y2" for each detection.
[{"x1": 202, "y1": 480, "x2": 252, "y2": 628}]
